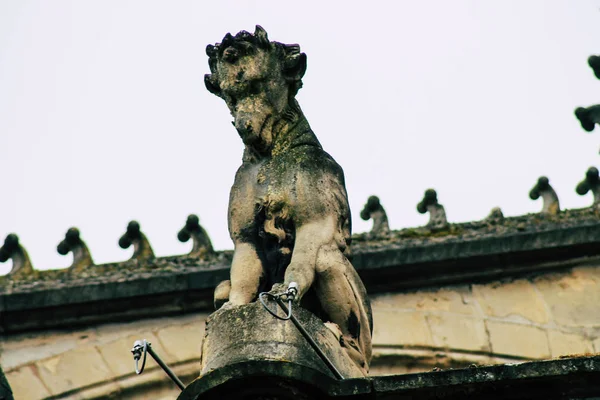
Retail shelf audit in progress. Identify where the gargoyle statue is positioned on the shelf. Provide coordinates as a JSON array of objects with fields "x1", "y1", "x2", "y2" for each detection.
[{"x1": 205, "y1": 26, "x2": 372, "y2": 372}]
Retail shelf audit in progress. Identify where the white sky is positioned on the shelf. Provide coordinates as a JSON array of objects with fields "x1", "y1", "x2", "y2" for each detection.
[{"x1": 1, "y1": 0, "x2": 600, "y2": 273}]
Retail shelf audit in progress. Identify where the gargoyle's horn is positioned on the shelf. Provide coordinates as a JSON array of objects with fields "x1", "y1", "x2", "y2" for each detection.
[{"x1": 254, "y1": 25, "x2": 270, "y2": 49}]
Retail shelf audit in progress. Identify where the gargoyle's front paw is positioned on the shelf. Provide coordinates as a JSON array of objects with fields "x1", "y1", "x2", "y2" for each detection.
[
  {"x1": 269, "y1": 283, "x2": 302, "y2": 303},
  {"x1": 269, "y1": 283, "x2": 287, "y2": 295}
]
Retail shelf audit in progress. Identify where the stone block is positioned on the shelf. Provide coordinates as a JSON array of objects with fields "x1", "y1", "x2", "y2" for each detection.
[
  {"x1": 156, "y1": 319, "x2": 205, "y2": 362},
  {"x1": 98, "y1": 332, "x2": 173, "y2": 378},
  {"x1": 372, "y1": 286, "x2": 476, "y2": 315},
  {"x1": 486, "y1": 321, "x2": 550, "y2": 359},
  {"x1": 472, "y1": 279, "x2": 549, "y2": 324},
  {"x1": 548, "y1": 330, "x2": 594, "y2": 358},
  {"x1": 6, "y1": 365, "x2": 51, "y2": 400},
  {"x1": 534, "y1": 267, "x2": 600, "y2": 327},
  {"x1": 201, "y1": 302, "x2": 366, "y2": 378},
  {"x1": 35, "y1": 346, "x2": 113, "y2": 395},
  {"x1": 427, "y1": 314, "x2": 488, "y2": 352},
  {"x1": 372, "y1": 310, "x2": 433, "y2": 347}
]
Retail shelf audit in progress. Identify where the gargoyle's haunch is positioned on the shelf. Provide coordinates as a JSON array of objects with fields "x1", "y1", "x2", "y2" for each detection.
[{"x1": 205, "y1": 26, "x2": 373, "y2": 372}]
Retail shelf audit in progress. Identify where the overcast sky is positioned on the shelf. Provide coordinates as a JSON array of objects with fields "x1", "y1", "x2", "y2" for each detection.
[{"x1": 1, "y1": 1, "x2": 599, "y2": 273}]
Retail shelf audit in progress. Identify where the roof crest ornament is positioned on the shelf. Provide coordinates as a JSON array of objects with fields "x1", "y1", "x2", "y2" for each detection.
[
  {"x1": 57, "y1": 227, "x2": 94, "y2": 271},
  {"x1": 119, "y1": 221, "x2": 155, "y2": 262},
  {"x1": 177, "y1": 214, "x2": 214, "y2": 257},
  {"x1": 0, "y1": 234, "x2": 34, "y2": 276},
  {"x1": 529, "y1": 176, "x2": 560, "y2": 215},
  {"x1": 360, "y1": 196, "x2": 390, "y2": 237},
  {"x1": 576, "y1": 167, "x2": 600, "y2": 208},
  {"x1": 417, "y1": 189, "x2": 448, "y2": 229}
]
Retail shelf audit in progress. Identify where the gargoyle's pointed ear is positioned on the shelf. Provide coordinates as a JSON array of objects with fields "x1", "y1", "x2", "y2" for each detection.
[
  {"x1": 205, "y1": 74, "x2": 221, "y2": 96},
  {"x1": 284, "y1": 51, "x2": 307, "y2": 82},
  {"x1": 254, "y1": 25, "x2": 270, "y2": 49}
]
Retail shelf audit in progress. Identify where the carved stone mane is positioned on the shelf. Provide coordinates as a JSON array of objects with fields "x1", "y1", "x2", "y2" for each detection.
[{"x1": 205, "y1": 26, "x2": 372, "y2": 373}]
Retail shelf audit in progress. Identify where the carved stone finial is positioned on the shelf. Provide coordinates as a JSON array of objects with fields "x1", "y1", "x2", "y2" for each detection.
[
  {"x1": 589, "y1": 55, "x2": 600, "y2": 80},
  {"x1": 575, "y1": 105, "x2": 600, "y2": 133},
  {"x1": 360, "y1": 196, "x2": 390, "y2": 236},
  {"x1": 178, "y1": 214, "x2": 214, "y2": 257},
  {"x1": 576, "y1": 167, "x2": 600, "y2": 208},
  {"x1": 0, "y1": 234, "x2": 33, "y2": 276},
  {"x1": 529, "y1": 176, "x2": 560, "y2": 215},
  {"x1": 417, "y1": 189, "x2": 448, "y2": 229},
  {"x1": 57, "y1": 227, "x2": 93, "y2": 270},
  {"x1": 118, "y1": 221, "x2": 154, "y2": 261},
  {"x1": 486, "y1": 207, "x2": 505, "y2": 223}
]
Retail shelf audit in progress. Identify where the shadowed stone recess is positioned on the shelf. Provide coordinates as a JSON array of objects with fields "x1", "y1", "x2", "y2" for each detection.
[
  {"x1": 576, "y1": 167, "x2": 600, "y2": 208},
  {"x1": 529, "y1": 176, "x2": 560, "y2": 215},
  {"x1": 204, "y1": 25, "x2": 372, "y2": 371},
  {"x1": 57, "y1": 227, "x2": 94, "y2": 271},
  {"x1": 417, "y1": 189, "x2": 448, "y2": 229},
  {"x1": 178, "y1": 214, "x2": 214, "y2": 257},
  {"x1": 0, "y1": 234, "x2": 33, "y2": 277},
  {"x1": 360, "y1": 196, "x2": 390, "y2": 237},
  {"x1": 119, "y1": 220, "x2": 155, "y2": 262}
]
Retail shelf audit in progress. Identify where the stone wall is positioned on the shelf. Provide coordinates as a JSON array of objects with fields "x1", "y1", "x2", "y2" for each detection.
[
  {"x1": 2, "y1": 261, "x2": 600, "y2": 399},
  {"x1": 1, "y1": 314, "x2": 207, "y2": 400},
  {"x1": 370, "y1": 261, "x2": 600, "y2": 375}
]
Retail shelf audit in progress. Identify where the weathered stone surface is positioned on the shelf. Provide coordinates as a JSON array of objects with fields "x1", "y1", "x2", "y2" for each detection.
[
  {"x1": 593, "y1": 337, "x2": 600, "y2": 352},
  {"x1": 427, "y1": 314, "x2": 488, "y2": 352},
  {"x1": 534, "y1": 266, "x2": 600, "y2": 327},
  {"x1": 35, "y1": 346, "x2": 113, "y2": 395},
  {"x1": 372, "y1": 287, "x2": 476, "y2": 315},
  {"x1": 157, "y1": 319, "x2": 205, "y2": 362},
  {"x1": 472, "y1": 279, "x2": 549, "y2": 324},
  {"x1": 548, "y1": 330, "x2": 594, "y2": 358},
  {"x1": 6, "y1": 365, "x2": 50, "y2": 400},
  {"x1": 372, "y1": 310, "x2": 433, "y2": 347},
  {"x1": 200, "y1": 302, "x2": 365, "y2": 378},
  {"x1": 486, "y1": 321, "x2": 550, "y2": 359}
]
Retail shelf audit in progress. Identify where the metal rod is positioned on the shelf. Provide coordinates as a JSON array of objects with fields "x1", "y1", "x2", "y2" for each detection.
[
  {"x1": 275, "y1": 297, "x2": 344, "y2": 380},
  {"x1": 147, "y1": 344, "x2": 186, "y2": 391}
]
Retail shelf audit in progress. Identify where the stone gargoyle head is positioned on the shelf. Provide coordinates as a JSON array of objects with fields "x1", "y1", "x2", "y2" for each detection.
[{"x1": 204, "y1": 25, "x2": 307, "y2": 155}]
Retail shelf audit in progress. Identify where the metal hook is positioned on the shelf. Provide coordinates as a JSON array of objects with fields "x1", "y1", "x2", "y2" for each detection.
[
  {"x1": 131, "y1": 339, "x2": 185, "y2": 391},
  {"x1": 259, "y1": 291, "x2": 293, "y2": 320},
  {"x1": 258, "y1": 282, "x2": 298, "y2": 321},
  {"x1": 131, "y1": 339, "x2": 148, "y2": 374}
]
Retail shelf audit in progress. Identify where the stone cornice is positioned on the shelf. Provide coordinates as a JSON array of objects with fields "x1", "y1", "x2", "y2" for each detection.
[{"x1": 2, "y1": 209, "x2": 599, "y2": 333}]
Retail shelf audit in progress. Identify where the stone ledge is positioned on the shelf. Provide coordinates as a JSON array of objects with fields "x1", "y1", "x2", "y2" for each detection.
[
  {"x1": 2, "y1": 218, "x2": 600, "y2": 334},
  {"x1": 177, "y1": 356, "x2": 600, "y2": 399}
]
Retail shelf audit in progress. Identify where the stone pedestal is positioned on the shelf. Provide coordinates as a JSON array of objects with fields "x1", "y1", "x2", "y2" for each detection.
[
  {"x1": 178, "y1": 301, "x2": 367, "y2": 399},
  {"x1": 199, "y1": 301, "x2": 365, "y2": 379}
]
